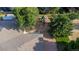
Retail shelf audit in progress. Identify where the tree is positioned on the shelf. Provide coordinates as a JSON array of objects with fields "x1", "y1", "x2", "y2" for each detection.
[
  {"x1": 48, "y1": 14, "x2": 73, "y2": 37},
  {"x1": 13, "y1": 7, "x2": 39, "y2": 33}
]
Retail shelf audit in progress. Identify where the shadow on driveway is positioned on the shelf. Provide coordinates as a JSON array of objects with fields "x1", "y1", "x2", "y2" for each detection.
[
  {"x1": 33, "y1": 37, "x2": 45, "y2": 51},
  {"x1": 33, "y1": 37, "x2": 57, "y2": 51},
  {"x1": 0, "y1": 20, "x2": 20, "y2": 32}
]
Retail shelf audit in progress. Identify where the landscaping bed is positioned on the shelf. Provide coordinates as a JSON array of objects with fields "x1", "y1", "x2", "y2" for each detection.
[
  {"x1": 56, "y1": 36, "x2": 69, "y2": 51},
  {"x1": 56, "y1": 36, "x2": 79, "y2": 51}
]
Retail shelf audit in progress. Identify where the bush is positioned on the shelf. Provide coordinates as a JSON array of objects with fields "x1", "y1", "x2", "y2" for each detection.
[
  {"x1": 68, "y1": 41, "x2": 76, "y2": 50},
  {"x1": 56, "y1": 36, "x2": 69, "y2": 51},
  {"x1": 68, "y1": 13, "x2": 79, "y2": 20},
  {"x1": 67, "y1": 38, "x2": 79, "y2": 51},
  {"x1": 48, "y1": 14, "x2": 73, "y2": 37},
  {"x1": 13, "y1": 7, "x2": 39, "y2": 31},
  {"x1": 56, "y1": 36, "x2": 69, "y2": 42},
  {"x1": 75, "y1": 38, "x2": 79, "y2": 49},
  {"x1": 56, "y1": 37, "x2": 79, "y2": 51}
]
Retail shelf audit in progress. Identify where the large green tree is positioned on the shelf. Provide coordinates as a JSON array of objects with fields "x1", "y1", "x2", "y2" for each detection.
[
  {"x1": 13, "y1": 7, "x2": 39, "y2": 32},
  {"x1": 48, "y1": 14, "x2": 73, "y2": 37}
]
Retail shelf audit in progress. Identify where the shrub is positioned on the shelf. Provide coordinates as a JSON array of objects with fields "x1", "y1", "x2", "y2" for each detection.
[
  {"x1": 13, "y1": 7, "x2": 39, "y2": 31},
  {"x1": 75, "y1": 38, "x2": 79, "y2": 49},
  {"x1": 68, "y1": 41, "x2": 76, "y2": 50},
  {"x1": 68, "y1": 13, "x2": 79, "y2": 20},
  {"x1": 48, "y1": 14, "x2": 73, "y2": 37},
  {"x1": 56, "y1": 36, "x2": 69, "y2": 51},
  {"x1": 56, "y1": 36, "x2": 69, "y2": 42},
  {"x1": 56, "y1": 37, "x2": 79, "y2": 51}
]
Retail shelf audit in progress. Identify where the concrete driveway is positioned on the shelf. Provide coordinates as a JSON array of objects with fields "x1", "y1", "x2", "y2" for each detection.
[
  {"x1": 0, "y1": 21, "x2": 44, "y2": 51},
  {"x1": 0, "y1": 21, "x2": 23, "y2": 43},
  {"x1": 0, "y1": 20, "x2": 57, "y2": 51}
]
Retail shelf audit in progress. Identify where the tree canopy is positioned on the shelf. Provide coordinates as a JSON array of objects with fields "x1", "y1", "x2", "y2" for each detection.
[
  {"x1": 13, "y1": 7, "x2": 39, "y2": 30},
  {"x1": 48, "y1": 14, "x2": 73, "y2": 37}
]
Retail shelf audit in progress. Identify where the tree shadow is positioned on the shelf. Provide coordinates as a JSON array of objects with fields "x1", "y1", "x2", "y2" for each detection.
[
  {"x1": 33, "y1": 37, "x2": 45, "y2": 51},
  {"x1": 33, "y1": 37, "x2": 57, "y2": 51},
  {"x1": 0, "y1": 20, "x2": 21, "y2": 32}
]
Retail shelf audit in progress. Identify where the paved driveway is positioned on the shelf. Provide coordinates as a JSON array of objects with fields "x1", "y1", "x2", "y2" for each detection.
[
  {"x1": 0, "y1": 21, "x2": 44, "y2": 51},
  {"x1": 0, "y1": 20, "x2": 57, "y2": 51},
  {"x1": 0, "y1": 21, "x2": 23, "y2": 43}
]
